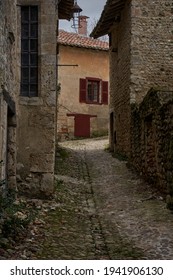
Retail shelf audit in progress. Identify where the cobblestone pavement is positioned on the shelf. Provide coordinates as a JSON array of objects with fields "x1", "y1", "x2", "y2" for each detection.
[
  {"x1": 3, "y1": 137, "x2": 173, "y2": 259},
  {"x1": 55, "y1": 137, "x2": 173, "y2": 260}
]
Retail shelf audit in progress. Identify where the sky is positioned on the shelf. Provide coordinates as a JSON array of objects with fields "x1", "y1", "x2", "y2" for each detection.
[{"x1": 59, "y1": 0, "x2": 107, "y2": 34}]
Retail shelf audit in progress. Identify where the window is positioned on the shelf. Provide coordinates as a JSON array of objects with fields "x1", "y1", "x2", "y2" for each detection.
[
  {"x1": 21, "y1": 6, "x2": 38, "y2": 97},
  {"x1": 87, "y1": 80, "x2": 99, "y2": 103},
  {"x1": 79, "y1": 78, "x2": 108, "y2": 105}
]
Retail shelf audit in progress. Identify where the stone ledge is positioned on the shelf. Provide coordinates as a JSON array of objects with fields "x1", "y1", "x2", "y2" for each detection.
[{"x1": 19, "y1": 97, "x2": 43, "y2": 106}]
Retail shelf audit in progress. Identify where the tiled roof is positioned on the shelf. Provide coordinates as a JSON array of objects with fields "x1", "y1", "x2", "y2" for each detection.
[{"x1": 58, "y1": 30, "x2": 109, "y2": 51}]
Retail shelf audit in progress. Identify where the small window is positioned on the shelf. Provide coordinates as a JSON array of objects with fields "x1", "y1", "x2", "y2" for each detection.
[
  {"x1": 21, "y1": 6, "x2": 38, "y2": 97},
  {"x1": 79, "y1": 78, "x2": 108, "y2": 105},
  {"x1": 87, "y1": 80, "x2": 99, "y2": 103}
]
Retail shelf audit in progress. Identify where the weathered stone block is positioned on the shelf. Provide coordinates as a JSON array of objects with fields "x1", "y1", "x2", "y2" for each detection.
[
  {"x1": 41, "y1": 173, "x2": 54, "y2": 196},
  {"x1": 30, "y1": 153, "x2": 54, "y2": 173},
  {"x1": 28, "y1": 110, "x2": 55, "y2": 129}
]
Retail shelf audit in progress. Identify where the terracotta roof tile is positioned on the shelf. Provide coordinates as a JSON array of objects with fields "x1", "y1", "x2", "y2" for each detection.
[{"x1": 58, "y1": 30, "x2": 109, "y2": 51}]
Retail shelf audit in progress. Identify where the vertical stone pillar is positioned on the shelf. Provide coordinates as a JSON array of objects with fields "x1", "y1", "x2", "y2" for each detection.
[
  {"x1": 16, "y1": 0, "x2": 58, "y2": 197},
  {"x1": 7, "y1": 114, "x2": 17, "y2": 194}
]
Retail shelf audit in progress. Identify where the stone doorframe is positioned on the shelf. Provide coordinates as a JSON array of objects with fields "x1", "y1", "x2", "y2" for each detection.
[{"x1": 1, "y1": 87, "x2": 17, "y2": 193}]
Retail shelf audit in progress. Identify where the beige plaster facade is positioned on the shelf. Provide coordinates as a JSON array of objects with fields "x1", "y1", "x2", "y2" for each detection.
[{"x1": 58, "y1": 32, "x2": 109, "y2": 140}]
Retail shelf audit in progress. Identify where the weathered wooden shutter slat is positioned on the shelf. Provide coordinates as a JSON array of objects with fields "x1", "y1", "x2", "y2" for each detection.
[
  {"x1": 102, "y1": 81, "x2": 108, "y2": 104},
  {"x1": 79, "y1": 78, "x2": 86, "y2": 103}
]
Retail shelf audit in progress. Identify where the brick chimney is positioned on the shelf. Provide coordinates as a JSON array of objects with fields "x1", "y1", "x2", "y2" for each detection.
[{"x1": 78, "y1": 15, "x2": 89, "y2": 36}]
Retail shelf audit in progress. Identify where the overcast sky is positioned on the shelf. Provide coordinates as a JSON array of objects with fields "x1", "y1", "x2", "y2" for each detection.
[{"x1": 59, "y1": 0, "x2": 107, "y2": 34}]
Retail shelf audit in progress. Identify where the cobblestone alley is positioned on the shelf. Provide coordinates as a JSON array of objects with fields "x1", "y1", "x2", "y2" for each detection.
[{"x1": 3, "y1": 137, "x2": 173, "y2": 259}]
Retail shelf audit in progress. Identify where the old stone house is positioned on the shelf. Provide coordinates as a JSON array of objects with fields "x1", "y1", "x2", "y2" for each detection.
[
  {"x1": 0, "y1": 0, "x2": 74, "y2": 200},
  {"x1": 57, "y1": 26, "x2": 109, "y2": 140},
  {"x1": 91, "y1": 0, "x2": 173, "y2": 194},
  {"x1": 0, "y1": 0, "x2": 18, "y2": 198}
]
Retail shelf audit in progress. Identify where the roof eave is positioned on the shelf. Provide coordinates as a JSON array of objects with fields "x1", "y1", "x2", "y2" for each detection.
[
  {"x1": 58, "y1": 0, "x2": 74, "y2": 20},
  {"x1": 90, "y1": 0, "x2": 125, "y2": 39},
  {"x1": 58, "y1": 42, "x2": 109, "y2": 51}
]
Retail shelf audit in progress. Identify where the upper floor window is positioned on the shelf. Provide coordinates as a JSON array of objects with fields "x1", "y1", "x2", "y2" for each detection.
[
  {"x1": 21, "y1": 6, "x2": 38, "y2": 97},
  {"x1": 87, "y1": 80, "x2": 100, "y2": 103},
  {"x1": 79, "y1": 78, "x2": 108, "y2": 105}
]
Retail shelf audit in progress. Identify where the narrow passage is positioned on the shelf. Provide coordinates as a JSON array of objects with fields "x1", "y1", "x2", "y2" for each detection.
[
  {"x1": 5, "y1": 137, "x2": 173, "y2": 259},
  {"x1": 54, "y1": 137, "x2": 173, "y2": 259}
]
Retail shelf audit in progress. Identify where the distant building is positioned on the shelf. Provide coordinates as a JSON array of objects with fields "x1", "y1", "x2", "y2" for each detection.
[{"x1": 57, "y1": 21, "x2": 109, "y2": 140}]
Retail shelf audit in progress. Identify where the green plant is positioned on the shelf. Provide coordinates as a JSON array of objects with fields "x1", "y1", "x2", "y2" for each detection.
[
  {"x1": 91, "y1": 131, "x2": 108, "y2": 138},
  {"x1": 104, "y1": 146, "x2": 128, "y2": 161},
  {"x1": 112, "y1": 151, "x2": 128, "y2": 161},
  {"x1": 104, "y1": 144, "x2": 110, "y2": 151},
  {"x1": 0, "y1": 191, "x2": 37, "y2": 239},
  {"x1": 1, "y1": 198, "x2": 37, "y2": 239},
  {"x1": 56, "y1": 146, "x2": 69, "y2": 159},
  {"x1": 0, "y1": 161, "x2": 38, "y2": 244}
]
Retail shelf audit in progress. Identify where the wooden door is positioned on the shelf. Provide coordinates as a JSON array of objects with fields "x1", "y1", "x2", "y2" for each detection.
[{"x1": 74, "y1": 114, "x2": 90, "y2": 137}]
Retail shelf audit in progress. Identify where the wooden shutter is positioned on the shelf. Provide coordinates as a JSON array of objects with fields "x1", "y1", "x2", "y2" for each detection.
[
  {"x1": 102, "y1": 81, "x2": 108, "y2": 104},
  {"x1": 79, "y1": 78, "x2": 86, "y2": 103}
]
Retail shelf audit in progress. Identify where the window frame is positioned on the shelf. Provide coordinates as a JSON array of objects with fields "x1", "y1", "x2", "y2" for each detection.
[
  {"x1": 86, "y1": 77, "x2": 101, "y2": 104},
  {"x1": 79, "y1": 77, "x2": 108, "y2": 105},
  {"x1": 20, "y1": 5, "x2": 38, "y2": 97}
]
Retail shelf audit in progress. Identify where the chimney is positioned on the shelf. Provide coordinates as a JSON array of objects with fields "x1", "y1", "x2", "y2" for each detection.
[{"x1": 78, "y1": 15, "x2": 89, "y2": 36}]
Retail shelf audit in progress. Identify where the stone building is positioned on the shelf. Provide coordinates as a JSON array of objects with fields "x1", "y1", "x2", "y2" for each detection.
[
  {"x1": 0, "y1": 0, "x2": 18, "y2": 197},
  {"x1": 0, "y1": 0, "x2": 74, "y2": 199},
  {"x1": 91, "y1": 0, "x2": 173, "y2": 193},
  {"x1": 57, "y1": 27, "x2": 109, "y2": 140}
]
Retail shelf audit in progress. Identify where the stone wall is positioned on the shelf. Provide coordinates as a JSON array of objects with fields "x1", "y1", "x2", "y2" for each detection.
[
  {"x1": 129, "y1": 0, "x2": 173, "y2": 193},
  {"x1": 130, "y1": 0, "x2": 173, "y2": 103},
  {"x1": 0, "y1": 0, "x2": 72, "y2": 199},
  {"x1": 0, "y1": 96, "x2": 7, "y2": 192},
  {"x1": 16, "y1": 0, "x2": 58, "y2": 197},
  {"x1": 109, "y1": 0, "x2": 173, "y2": 157},
  {"x1": 0, "y1": 0, "x2": 17, "y2": 195},
  {"x1": 109, "y1": 0, "x2": 131, "y2": 155},
  {"x1": 131, "y1": 89, "x2": 173, "y2": 194},
  {"x1": 0, "y1": 0, "x2": 17, "y2": 96}
]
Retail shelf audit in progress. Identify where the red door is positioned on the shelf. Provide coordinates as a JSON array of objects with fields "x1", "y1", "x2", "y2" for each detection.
[{"x1": 74, "y1": 114, "x2": 90, "y2": 137}]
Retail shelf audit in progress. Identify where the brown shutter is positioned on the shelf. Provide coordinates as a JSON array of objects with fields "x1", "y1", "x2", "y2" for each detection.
[
  {"x1": 79, "y1": 78, "x2": 86, "y2": 103},
  {"x1": 102, "y1": 81, "x2": 108, "y2": 104}
]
